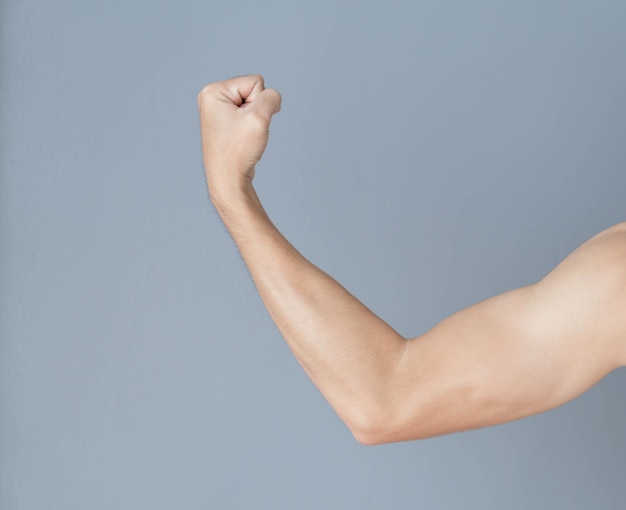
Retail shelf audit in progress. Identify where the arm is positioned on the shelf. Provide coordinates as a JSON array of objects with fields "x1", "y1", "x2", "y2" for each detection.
[{"x1": 198, "y1": 75, "x2": 626, "y2": 444}]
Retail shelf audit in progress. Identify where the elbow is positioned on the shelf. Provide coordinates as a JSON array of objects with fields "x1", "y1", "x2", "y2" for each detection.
[
  {"x1": 343, "y1": 389, "x2": 434, "y2": 445},
  {"x1": 341, "y1": 372, "x2": 416, "y2": 445},
  {"x1": 349, "y1": 420, "x2": 389, "y2": 446},
  {"x1": 352, "y1": 429, "x2": 388, "y2": 446},
  {"x1": 345, "y1": 404, "x2": 406, "y2": 446}
]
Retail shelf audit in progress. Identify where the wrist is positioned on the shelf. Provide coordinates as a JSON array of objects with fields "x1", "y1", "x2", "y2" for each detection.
[
  {"x1": 207, "y1": 164, "x2": 254, "y2": 204},
  {"x1": 208, "y1": 172, "x2": 262, "y2": 219}
]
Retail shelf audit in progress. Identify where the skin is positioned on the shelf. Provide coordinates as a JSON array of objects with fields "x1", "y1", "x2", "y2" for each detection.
[{"x1": 198, "y1": 74, "x2": 626, "y2": 445}]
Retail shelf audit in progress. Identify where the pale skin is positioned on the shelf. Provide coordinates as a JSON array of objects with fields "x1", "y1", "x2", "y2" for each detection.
[{"x1": 198, "y1": 74, "x2": 626, "y2": 445}]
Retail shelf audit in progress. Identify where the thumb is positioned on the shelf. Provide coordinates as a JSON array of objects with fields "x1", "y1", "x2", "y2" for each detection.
[{"x1": 249, "y1": 88, "x2": 282, "y2": 119}]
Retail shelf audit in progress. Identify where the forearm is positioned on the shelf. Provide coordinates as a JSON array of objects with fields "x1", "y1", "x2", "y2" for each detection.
[{"x1": 212, "y1": 180, "x2": 406, "y2": 437}]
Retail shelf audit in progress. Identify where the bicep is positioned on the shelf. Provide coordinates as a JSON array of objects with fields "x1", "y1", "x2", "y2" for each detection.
[{"x1": 387, "y1": 224, "x2": 626, "y2": 443}]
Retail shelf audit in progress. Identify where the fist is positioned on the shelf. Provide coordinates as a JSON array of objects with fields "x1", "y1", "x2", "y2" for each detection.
[{"x1": 197, "y1": 74, "x2": 281, "y2": 197}]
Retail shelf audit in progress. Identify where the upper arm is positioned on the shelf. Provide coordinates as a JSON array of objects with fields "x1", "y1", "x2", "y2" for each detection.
[{"x1": 376, "y1": 222, "x2": 626, "y2": 444}]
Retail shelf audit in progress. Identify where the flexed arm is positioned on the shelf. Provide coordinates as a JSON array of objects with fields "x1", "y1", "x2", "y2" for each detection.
[{"x1": 198, "y1": 75, "x2": 626, "y2": 444}]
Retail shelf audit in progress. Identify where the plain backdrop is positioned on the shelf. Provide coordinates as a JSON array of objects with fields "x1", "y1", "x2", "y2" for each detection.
[{"x1": 1, "y1": 0, "x2": 625, "y2": 508}]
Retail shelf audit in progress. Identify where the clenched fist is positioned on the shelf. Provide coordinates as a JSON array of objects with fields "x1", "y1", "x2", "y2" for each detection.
[{"x1": 197, "y1": 74, "x2": 281, "y2": 201}]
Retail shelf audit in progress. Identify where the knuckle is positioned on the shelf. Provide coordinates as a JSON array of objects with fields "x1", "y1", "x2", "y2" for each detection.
[
  {"x1": 197, "y1": 86, "x2": 209, "y2": 105},
  {"x1": 251, "y1": 73, "x2": 264, "y2": 85},
  {"x1": 197, "y1": 83, "x2": 218, "y2": 108}
]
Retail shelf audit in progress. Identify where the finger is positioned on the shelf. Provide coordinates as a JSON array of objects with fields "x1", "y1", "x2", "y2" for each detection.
[{"x1": 221, "y1": 74, "x2": 265, "y2": 106}]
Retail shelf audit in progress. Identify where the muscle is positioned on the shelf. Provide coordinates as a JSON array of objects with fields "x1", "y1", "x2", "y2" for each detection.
[{"x1": 380, "y1": 222, "x2": 626, "y2": 444}]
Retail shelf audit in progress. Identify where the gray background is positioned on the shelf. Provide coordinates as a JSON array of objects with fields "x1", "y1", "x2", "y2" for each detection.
[{"x1": 1, "y1": 0, "x2": 625, "y2": 508}]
